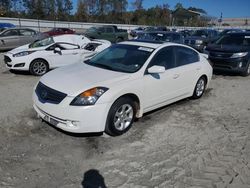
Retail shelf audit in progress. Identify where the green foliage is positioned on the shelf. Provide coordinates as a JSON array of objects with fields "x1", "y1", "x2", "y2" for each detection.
[{"x1": 1, "y1": 0, "x2": 210, "y2": 27}]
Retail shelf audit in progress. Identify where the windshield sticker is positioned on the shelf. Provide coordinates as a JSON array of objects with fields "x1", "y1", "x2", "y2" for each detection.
[
  {"x1": 245, "y1": 36, "x2": 250, "y2": 38},
  {"x1": 138, "y1": 47, "x2": 154, "y2": 52}
]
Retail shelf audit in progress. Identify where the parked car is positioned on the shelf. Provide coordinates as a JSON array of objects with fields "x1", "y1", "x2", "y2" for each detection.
[
  {"x1": 179, "y1": 29, "x2": 194, "y2": 38},
  {"x1": 206, "y1": 32, "x2": 250, "y2": 76},
  {"x1": 144, "y1": 26, "x2": 169, "y2": 32},
  {"x1": 184, "y1": 29, "x2": 219, "y2": 52},
  {"x1": 33, "y1": 41, "x2": 212, "y2": 136},
  {"x1": 44, "y1": 28, "x2": 75, "y2": 36},
  {"x1": 136, "y1": 31, "x2": 184, "y2": 44},
  {"x1": 85, "y1": 25, "x2": 128, "y2": 43},
  {"x1": 0, "y1": 22, "x2": 15, "y2": 32},
  {"x1": 4, "y1": 34, "x2": 111, "y2": 76},
  {"x1": 0, "y1": 28, "x2": 48, "y2": 51},
  {"x1": 130, "y1": 27, "x2": 144, "y2": 37}
]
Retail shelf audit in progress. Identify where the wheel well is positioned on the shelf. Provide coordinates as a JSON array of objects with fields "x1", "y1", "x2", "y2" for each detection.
[
  {"x1": 116, "y1": 93, "x2": 140, "y2": 117},
  {"x1": 30, "y1": 58, "x2": 49, "y2": 69},
  {"x1": 201, "y1": 74, "x2": 208, "y2": 84}
]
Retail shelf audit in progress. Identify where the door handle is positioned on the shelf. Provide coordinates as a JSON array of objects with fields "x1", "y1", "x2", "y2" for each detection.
[
  {"x1": 173, "y1": 74, "x2": 180, "y2": 79},
  {"x1": 72, "y1": 52, "x2": 78, "y2": 55}
]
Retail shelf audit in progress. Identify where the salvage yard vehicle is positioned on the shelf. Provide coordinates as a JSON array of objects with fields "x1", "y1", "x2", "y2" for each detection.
[
  {"x1": 44, "y1": 28, "x2": 75, "y2": 36},
  {"x1": 4, "y1": 34, "x2": 111, "y2": 75},
  {"x1": 0, "y1": 28, "x2": 48, "y2": 51},
  {"x1": 33, "y1": 40, "x2": 212, "y2": 136},
  {"x1": 136, "y1": 31, "x2": 184, "y2": 44},
  {"x1": 206, "y1": 32, "x2": 250, "y2": 76},
  {"x1": 184, "y1": 29, "x2": 219, "y2": 52},
  {"x1": 0, "y1": 22, "x2": 15, "y2": 32},
  {"x1": 85, "y1": 25, "x2": 128, "y2": 43}
]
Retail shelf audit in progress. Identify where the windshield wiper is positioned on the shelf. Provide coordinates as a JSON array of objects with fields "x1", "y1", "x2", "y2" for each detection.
[{"x1": 92, "y1": 63, "x2": 115, "y2": 71}]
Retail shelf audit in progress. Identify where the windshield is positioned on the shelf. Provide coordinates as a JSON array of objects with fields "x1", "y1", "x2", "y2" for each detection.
[
  {"x1": 29, "y1": 37, "x2": 54, "y2": 48},
  {"x1": 215, "y1": 35, "x2": 250, "y2": 46},
  {"x1": 86, "y1": 27, "x2": 98, "y2": 32},
  {"x1": 85, "y1": 44, "x2": 153, "y2": 73},
  {"x1": 138, "y1": 33, "x2": 172, "y2": 42},
  {"x1": 193, "y1": 30, "x2": 207, "y2": 37}
]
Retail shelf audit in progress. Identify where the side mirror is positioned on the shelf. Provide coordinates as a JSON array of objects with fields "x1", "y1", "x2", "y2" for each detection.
[
  {"x1": 54, "y1": 47, "x2": 61, "y2": 54},
  {"x1": 147, "y1": 65, "x2": 165, "y2": 74}
]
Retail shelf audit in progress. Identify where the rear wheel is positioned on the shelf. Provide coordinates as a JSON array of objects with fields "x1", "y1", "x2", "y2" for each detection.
[
  {"x1": 30, "y1": 59, "x2": 49, "y2": 76},
  {"x1": 105, "y1": 97, "x2": 136, "y2": 136},
  {"x1": 115, "y1": 37, "x2": 123, "y2": 43},
  {"x1": 191, "y1": 76, "x2": 207, "y2": 99}
]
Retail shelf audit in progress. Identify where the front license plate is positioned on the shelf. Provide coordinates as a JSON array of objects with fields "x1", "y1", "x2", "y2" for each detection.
[{"x1": 44, "y1": 115, "x2": 59, "y2": 127}]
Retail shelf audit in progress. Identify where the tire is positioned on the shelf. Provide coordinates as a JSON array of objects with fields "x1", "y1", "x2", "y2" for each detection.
[
  {"x1": 115, "y1": 37, "x2": 123, "y2": 43},
  {"x1": 191, "y1": 76, "x2": 207, "y2": 99},
  {"x1": 105, "y1": 97, "x2": 136, "y2": 136},
  {"x1": 241, "y1": 62, "x2": 250, "y2": 77},
  {"x1": 29, "y1": 59, "x2": 49, "y2": 76}
]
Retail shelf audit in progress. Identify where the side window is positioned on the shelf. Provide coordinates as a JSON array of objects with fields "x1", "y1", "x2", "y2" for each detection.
[
  {"x1": 106, "y1": 27, "x2": 114, "y2": 33},
  {"x1": 149, "y1": 47, "x2": 175, "y2": 69},
  {"x1": 98, "y1": 27, "x2": 105, "y2": 33},
  {"x1": 20, "y1": 29, "x2": 35, "y2": 36},
  {"x1": 2, "y1": 30, "x2": 19, "y2": 36},
  {"x1": 57, "y1": 43, "x2": 79, "y2": 50},
  {"x1": 175, "y1": 47, "x2": 199, "y2": 67}
]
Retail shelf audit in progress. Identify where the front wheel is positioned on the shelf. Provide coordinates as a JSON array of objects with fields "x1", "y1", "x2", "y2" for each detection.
[
  {"x1": 191, "y1": 76, "x2": 207, "y2": 99},
  {"x1": 105, "y1": 97, "x2": 136, "y2": 136},
  {"x1": 241, "y1": 62, "x2": 250, "y2": 77},
  {"x1": 30, "y1": 59, "x2": 49, "y2": 76}
]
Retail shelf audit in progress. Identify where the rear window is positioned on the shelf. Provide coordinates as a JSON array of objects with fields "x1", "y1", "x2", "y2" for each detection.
[{"x1": 215, "y1": 35, "x2": 250, "y2": 46}]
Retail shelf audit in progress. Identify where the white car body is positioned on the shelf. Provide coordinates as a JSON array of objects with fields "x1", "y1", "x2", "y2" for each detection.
[
  {"x1": 4, "y1": 34, "x2": 111, "y2": 74},
  {"x1": 33, "y1": 41, "x2": 212, "y2": 134}
]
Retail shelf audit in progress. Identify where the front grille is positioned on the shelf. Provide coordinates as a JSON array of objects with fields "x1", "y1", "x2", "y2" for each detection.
[
  {"x1": 4, "y1": 55, "x2": 11, "y2": 63},
  {"x1": 209, "y1": 52, "x2": 233, "y2": 58},
  {"x1": 35, "y1": 82, "x2": 67, "y2": 104}
]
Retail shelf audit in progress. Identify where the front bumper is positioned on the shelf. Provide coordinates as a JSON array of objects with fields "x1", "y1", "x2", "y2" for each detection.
[
  {"x1": 4, "y1": 54, "x2": 30, "y2": 71},
  {"x1": 33, "y1": 91, "x2": 112, "y2": 133},
  {"x1": 209, "y1": 56, "x2": 248, "y2": 73}
]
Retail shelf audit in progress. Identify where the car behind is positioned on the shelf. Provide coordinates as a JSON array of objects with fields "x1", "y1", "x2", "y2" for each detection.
[{"x1": 206, "y1": 32, "x2": 250, "y2": 76}]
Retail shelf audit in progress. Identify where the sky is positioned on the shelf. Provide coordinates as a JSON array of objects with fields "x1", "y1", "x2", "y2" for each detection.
[{"x1": 73, "y1": 0, "x2": 250, "y2": 18}]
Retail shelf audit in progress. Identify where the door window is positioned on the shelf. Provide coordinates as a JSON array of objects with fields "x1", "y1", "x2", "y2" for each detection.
[
  {"x1": 175, "y1": 47, "x2": 199, "y2": 67},
  {"x1": 20, "y1": 29, "x2": 36, "y2": 36},
  {"x1": 106, "y1": 27, "x2": 114, "y2": 33},
  {"x1": 148, "y1": 47, "x2": 175, "y2": 69},
  {"x1": 2, "y1": 30, "x2": 19, "y2": 36}
]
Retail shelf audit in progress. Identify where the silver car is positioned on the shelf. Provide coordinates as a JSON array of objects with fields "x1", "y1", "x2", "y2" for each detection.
[{"x1": 0, "y1": 28, "x2": 48, "y2": 51}]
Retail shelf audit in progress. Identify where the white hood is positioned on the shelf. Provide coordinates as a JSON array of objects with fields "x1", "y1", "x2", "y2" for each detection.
[
  {"x1": 40, "y1": 62, "x2": 130, "y2": 96},
  {"x1": 7, "y1": 44, "x2": 46, "y2": 54}
]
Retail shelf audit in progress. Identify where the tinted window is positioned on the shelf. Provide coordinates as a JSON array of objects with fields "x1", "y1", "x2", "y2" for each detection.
[
  {"x1": 2, "y1": 30, "x2": 19, "y2": 36},
  {"x1": 85, "y1": 44, "x2": 153, "y2": 73},
  {"x1": 172, "y1": 34, "x2": 181, "y2": 42},
  {"x1": 215, "y1": 35, "x2": 250, "y2": 46},
  {"x1": 175, "y1": 47, "x2": 199, "y2": 66},
  {"x1": 149, "y1": 47, "x2": 175, "y2": 69}
]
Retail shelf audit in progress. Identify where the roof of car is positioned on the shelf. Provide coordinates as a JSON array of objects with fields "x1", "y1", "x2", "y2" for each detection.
[{"x1": 120, "y1": 40, "x2": 182, "y2": 49}]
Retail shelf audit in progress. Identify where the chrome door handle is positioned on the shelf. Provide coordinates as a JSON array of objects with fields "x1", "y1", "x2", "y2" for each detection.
[{"x1": 173, "y1": 74, "x2": 179, "y2": 79}]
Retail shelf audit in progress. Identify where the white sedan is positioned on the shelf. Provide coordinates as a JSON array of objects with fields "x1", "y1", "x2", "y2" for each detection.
[
  {"x1": 33, "y1": 41, "x2": 212, "y2": 136},
  {"x1": 4, "y1": 34, "x2": 111, "y2": 76}
]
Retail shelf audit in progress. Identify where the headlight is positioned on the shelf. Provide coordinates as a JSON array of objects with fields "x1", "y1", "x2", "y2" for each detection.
[
  {"x1": 231, "y1": 52, "x2": 248, "y2": 58},
  {"x1": 13, "y1": 51, "x2": 36, "y2": 57},
  {"x1": 70, "y1": 87, "x2": 108, "y2": 106},
  {"x1": 195, "y1": 40, "x2": 203, "y2": 45}
]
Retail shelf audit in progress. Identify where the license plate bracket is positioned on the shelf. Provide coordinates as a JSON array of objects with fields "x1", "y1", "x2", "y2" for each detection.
[{"x1": 44, "y1": 115, "x2": 59, "y2": 127}]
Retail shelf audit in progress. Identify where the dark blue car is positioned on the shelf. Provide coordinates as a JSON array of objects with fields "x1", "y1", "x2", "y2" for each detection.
[{"x1": 0, "y1": 23, "x2": 15, "y2": 32}]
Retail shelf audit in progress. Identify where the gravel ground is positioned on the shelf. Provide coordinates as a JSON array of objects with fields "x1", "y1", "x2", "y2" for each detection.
[{"x1": 0, "y1": 53, "x2": 250, "y2": 188}]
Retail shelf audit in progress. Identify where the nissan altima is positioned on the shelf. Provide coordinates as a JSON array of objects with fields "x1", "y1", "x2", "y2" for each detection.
[{"x1": 33, "y1": 40, "x2": 212, "y2": 136}]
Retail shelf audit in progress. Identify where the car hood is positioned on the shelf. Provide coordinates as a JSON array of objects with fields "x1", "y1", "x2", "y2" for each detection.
[
  {"x1": 7, "y1": 44, "x2": 47, "y2": 54},
  {"x1": 40, "y1": 62, "x2": 131, "y2": 96},
  {"x1": 206, "y1": 44, "x2": 250, "y2": 53}
]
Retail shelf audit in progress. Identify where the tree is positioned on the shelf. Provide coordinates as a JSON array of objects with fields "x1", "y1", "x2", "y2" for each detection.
[
  {"x1": 23, "y1": 0, "x2": 46, "y2": 19},
  {"x1": 174, "y1": 2, "x2": 183, "y2": 10},
  {"x1": 75, "y1": 0, "x2": 87, "y2": 21},
  {"x1": 132, "y1": 0, "x2": 143, "y2": 10},
  {"x1": 0, "y1": 0, "x2": 12, "y2": 16}
]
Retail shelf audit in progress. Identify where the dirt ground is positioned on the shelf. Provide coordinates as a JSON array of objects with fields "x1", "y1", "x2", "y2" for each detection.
[{"x1": 0, "y1": 53, "x2": 250, "y2": 188}]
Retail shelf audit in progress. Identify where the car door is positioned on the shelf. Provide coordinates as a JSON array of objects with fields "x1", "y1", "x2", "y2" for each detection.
[
  {"x1": 19, "y1": 29, "x2": 37, "y2": 45},
  {"x1": 104, "y1": 27, "x2": 115, "y2": 43},
  {"x1": 143, "y1": 46, "x2": 182, "y2": 111},
  {"x1": 0, "y1": 29, "x2": 20, "y2": 50},
  {"x1": 173, "y1": 46, "x2": 201, "y2": 95},
  {"x1": 45, "y1": 43, "x2": 81, "y2": 68}
]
